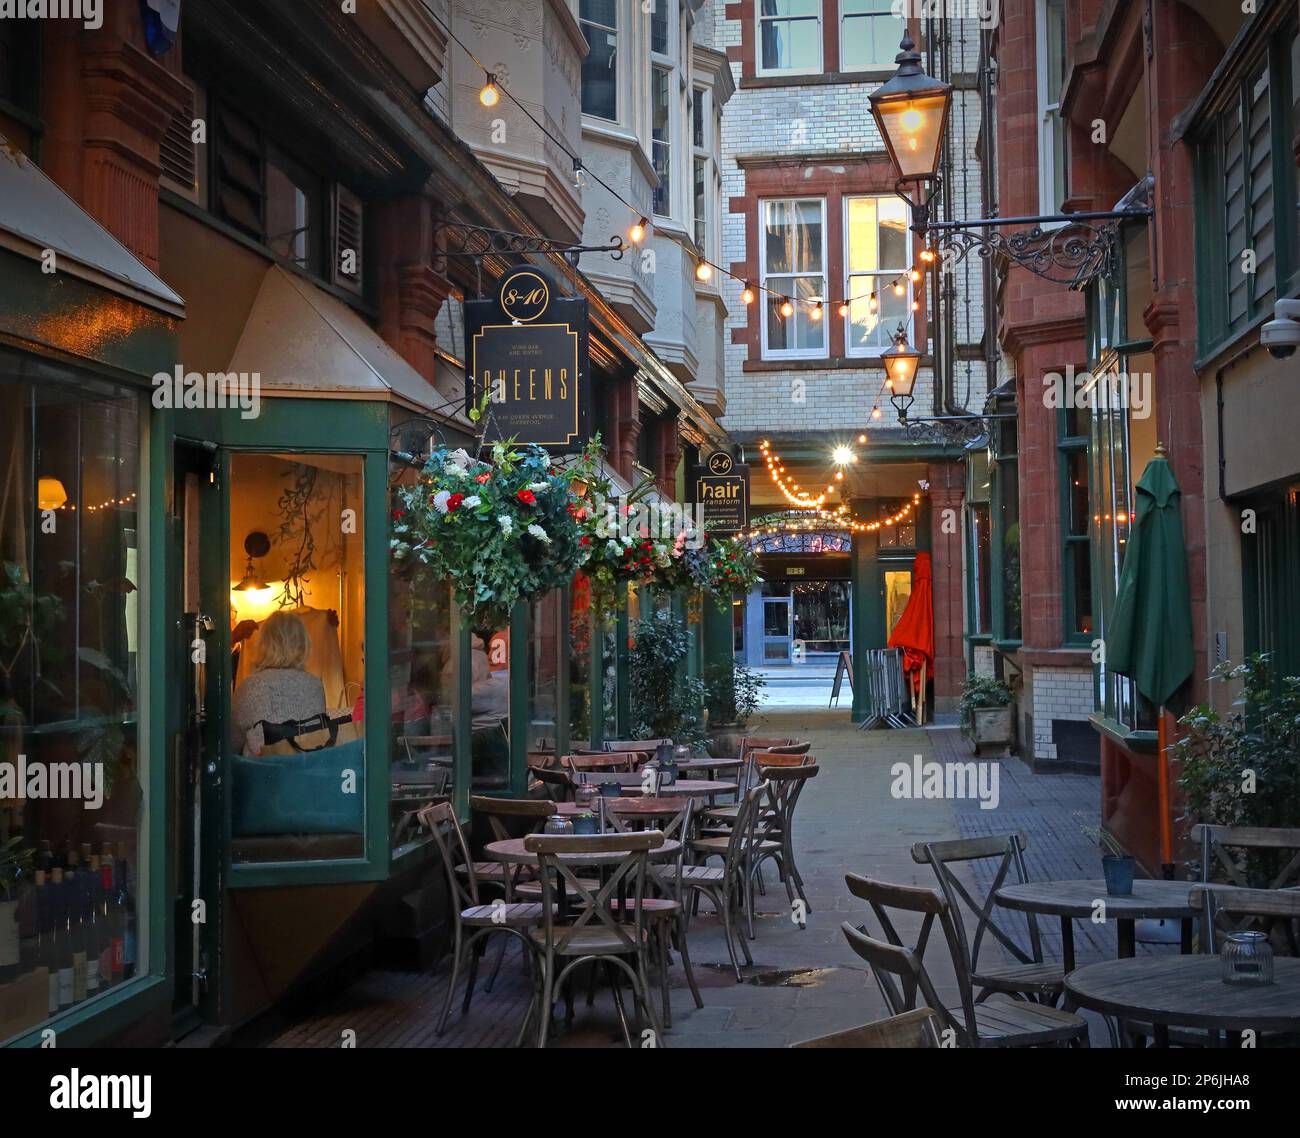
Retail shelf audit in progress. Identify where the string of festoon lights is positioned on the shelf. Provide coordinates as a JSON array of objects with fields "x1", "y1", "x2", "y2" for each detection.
[
  {"x1": 740, "y1": 494, "x2": 924, "y2": 542},
  {"x1": 433, "y1": 7, "x2": 937, "y2": 317}
]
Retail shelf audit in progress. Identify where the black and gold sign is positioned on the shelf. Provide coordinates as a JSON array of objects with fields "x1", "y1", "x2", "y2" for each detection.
[
  {"x1": 466, "y1": 266, "x2": 590, "y2": 450},
  {"x1": 695, "y1": 451, "x2": 749, "y2": 532}
]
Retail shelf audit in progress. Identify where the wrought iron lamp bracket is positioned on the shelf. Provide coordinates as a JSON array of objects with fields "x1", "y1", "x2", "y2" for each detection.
[{"x1": 436, "y1": 222, "x2": 627, "y2": 267}]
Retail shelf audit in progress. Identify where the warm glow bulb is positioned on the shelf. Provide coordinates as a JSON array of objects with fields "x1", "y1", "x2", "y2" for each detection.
[
  {"x1": 838, "y1": 301, "x2": 849, "y2": 318},
  {"x1": 910, "y1": 268, "x2": 922, "y2": 284},
  {"x1": 832, "y1": 445, "x2": 854, "y2": 465},
  {"x1": 868, "y1": 294, "x2": 878, "y2": 314},
  {"x1": 695, "y1": 261, "x2": 712, "y2": 282},
  {"x1": 872, "y1": 406, "x2": 882, "y2": 419},
  {"x1": 810, "y1": 302, "x2": 823, "y2": 321},
  {"x1": 892, "y1": 281, "x2": 905, "y2": 297},
  {"x1": 779, "y1": 298, "x2": 794, "y2": 318},
  {"x1": 629, "y1": 217, "x2": 647, "y2": 244},
  {"x1": 901, "y1": 107, "x2": 924, "y2": 133},
  {"x1": 480, "y1": 77, "x2": 500, "y2": 107},
  {"x1": 741, "y1": 283, "x2": 755, "y2": 305}
]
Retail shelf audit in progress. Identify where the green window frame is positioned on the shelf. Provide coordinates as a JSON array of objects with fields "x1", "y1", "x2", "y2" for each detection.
[
  {"x1": 989, "y1": 409, "x2": 1021, "y2": 648},
  {"x1": 1058, "y1": 407, "x2": 1092, "y2": 646},
  {"x1": 965, "y1": 448, "x2": 992, "y2": 641},
  {"x1": 1193, "y1": 18, "x2": 1300, "y2": 359},
  {"x1": 1240, "y1": 487, "x2": 1300, "y2": 680}
]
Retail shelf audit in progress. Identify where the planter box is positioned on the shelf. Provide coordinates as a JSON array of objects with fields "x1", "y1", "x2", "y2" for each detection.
[{"x1": 971, "y1": 706, "x2": 1013, "y2": 748}]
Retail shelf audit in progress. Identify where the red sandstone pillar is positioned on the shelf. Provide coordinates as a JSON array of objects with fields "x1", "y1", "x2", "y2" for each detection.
[{"x1": 928, "y1": 462, "x2": 965, "y2": 709}]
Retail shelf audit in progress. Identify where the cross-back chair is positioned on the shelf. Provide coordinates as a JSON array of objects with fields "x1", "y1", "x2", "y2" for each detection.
[
  {"x1": 687, "y1": 782, "x2": 770, "y2": 965},
  {"x1": 844, "y1": 873, "x2": 1088, "y2": 1048},
  {"x1": 525, "y1": 830, "x2": 666, "y2": 1048},
  {"x1": 1190, "y1": 885, "x2": 1300, "y2": 956},
  {"x1": 564, "y1": 752, "x2": 641, "y2": 775},
  {"x1": 791, "y1": 1005, "x2": 944, "y2": 1049},
  {"x1": 910, "y1": 833, "x2": 1062, "y2": 1003},
  {"x1": 748, "y1": 762, "x2": 819, "y2": 914}
]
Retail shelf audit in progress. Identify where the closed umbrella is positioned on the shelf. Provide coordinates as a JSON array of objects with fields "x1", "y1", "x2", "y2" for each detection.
[
  {"x1": 888, "y1": 551, "x2": 935, "y2": 723},
  {"x1": 1106, "y1": 442, "x2": 1195, "y2": 874}
]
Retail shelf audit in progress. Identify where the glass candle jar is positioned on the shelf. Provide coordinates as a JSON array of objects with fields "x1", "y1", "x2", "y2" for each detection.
[
  {"x1": 543, "y1": 815, "x2": 574, "y2": 837},
  {"x1": 1220, "y1": 930, "x2": 1273, "y2": 986},
  {"x1": 574, "y1": 783, "x2": 596, "y2": 809}
]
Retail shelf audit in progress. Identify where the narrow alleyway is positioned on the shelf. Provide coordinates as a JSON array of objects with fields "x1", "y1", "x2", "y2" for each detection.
[{"x1": 256, "y1": 709, "x2": 1128, "y2": 1048}]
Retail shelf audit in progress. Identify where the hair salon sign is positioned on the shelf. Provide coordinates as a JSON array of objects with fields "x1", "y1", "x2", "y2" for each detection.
[{"x1": 466, "y1": 267, "x2": 591, "y2": 451}]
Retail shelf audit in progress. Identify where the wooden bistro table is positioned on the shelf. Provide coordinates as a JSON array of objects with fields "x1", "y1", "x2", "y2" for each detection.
[
  {"x1": 575, "y1": 771, "x2": 737, "y2": 803},
  {"x1": 995, "y1": 879, "x2": 1219, "y2": 971},
  {"x1": 1064, "y1": 956, "x2": 1300, "y2": 1047},
  {"x1": 673, "y1": 757, "x2": 743, "y2": 777}
]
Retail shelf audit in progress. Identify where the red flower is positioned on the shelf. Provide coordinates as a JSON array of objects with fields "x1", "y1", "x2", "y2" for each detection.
[
  {"x1": 580, "y1": 535, "x2": 591, "y2": 546},
  {"x1": 447, "y1": 492, "x2": 465, "y2": 513},
  {"x1": 475, "y1": 472, "x2": 491, "y2": 484},
  {"x1": 516, "y1": 488, "x2": 537, "y2": 506},
  {"x1": 391, "y1": 508, "x2": 406, "y2": 520}
]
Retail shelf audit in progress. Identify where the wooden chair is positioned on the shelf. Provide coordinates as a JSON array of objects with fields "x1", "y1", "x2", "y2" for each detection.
[
  {"x1": 418, "y1": 803, "x2": 544, "y2": 1040},
  {"x1": 563, "y1": 752, "x2": 641, "y2": 775},
  {"x1": 1193, "y1": 825, "x2": 1300, "y2": 890},
  {"x1": 686, "y1": 782, "x2": 771, "y2": 961},
  {"x1": 843, "y1": 874, "x2": 1089, "y2": 1048},
  {"x1": 466, "y1": 795, "x2": 555, "y2": 890},
  {"x1": 911, "y1": 834, "x2": 1064, "y2": 1004},
  {"x1": 791, "y1": 1006, "x2": 943, "y2": 1049},
  {"x1": 1189, "y1": 885, "x2": 1300, "y2": 956},
  {"x1": 605, "y1": 738, "x2": 670, "y2": 755},
  {"x1": 748, "y1": 763, "x2": 819, "y2": 914},
  {"x1": 531, "y1": 765, "x2": 573, "y2": 803},
  {"x1": 606, "y1": 798, "x2": 704, "y2": 1025},
  {"x1": 526, "y1": 830, "x2": 666, "y2": 1047},
  {"x1": 702, "y1": 750, "x2": 811, "y2": 825}
]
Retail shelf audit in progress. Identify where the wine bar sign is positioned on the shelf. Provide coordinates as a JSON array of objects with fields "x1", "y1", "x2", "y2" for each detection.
[{"x1": 466, "y1": 267, "x2": 591, "y2": 451}]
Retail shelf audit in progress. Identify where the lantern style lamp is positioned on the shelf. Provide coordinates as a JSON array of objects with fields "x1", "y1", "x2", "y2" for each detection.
[
  {"x1": 868, "y1": 33, "x2": 952, "y2": 223},
  {"x1": 882, "y1": 333, "x2": 922, "y2": 418}
]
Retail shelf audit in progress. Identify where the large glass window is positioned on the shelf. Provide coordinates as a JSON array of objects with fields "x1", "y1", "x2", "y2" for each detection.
[
  {"x1": 841, "y1": 0, "x2": 903, "y2": 71},
  {"x1": 845, "y1": 194, "x2": 912, "y2": 354},
  {"x1": 992, "y1": 418, "x2": 1021, "y2": 643},
  {"x1": 227, "y1": 453, "x2": 366, "y2": 864},
  {"x1": 0, "y1": 363, "x2": 144, "y2": 1043},
  {"x1": 651, "y1": 65, "x2": 672, "y2": 217},
  {"x1": 527, "y1": 591, "x2": 562, "y2": 754},
  {"x1": 579, "y1": 0, "x2": 618, "y2": 121},
  {"x1": 967, "y1": 449, "x2": 992, "y2": 637},
  {"x1": 758, "y1": 0, "x2": 821, "y2": 74},
  {"x1": 761, "y1": 198, "x2": 827, "y2": 358},
  {"x1": 569, "y1": 575, "x2": 593, "y2": 745},
  {"x1": 1059, "y1": 410, "x2": 1092, "y2": 643},
  {"x1": 1037, "y1": 0, "x2": 1068, "y2": 214}
]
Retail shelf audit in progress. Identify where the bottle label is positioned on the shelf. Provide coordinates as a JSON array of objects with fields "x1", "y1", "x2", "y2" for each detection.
[
  {"x1": 58, "y1": 966, "x2": 74, "y2": 1008},
  {"x1": 72, "y1": 952, "x2": 87, "y2": 1002},
  {"x1": 86, "y1": 955, "x2": 100, "y2": 993},
  {"x1": 99, "y1": 946, "x2": 113, "y2": 985},
  {"x1": 111, "y1": 937, "x2": 123, "y2": 976},
  {"x1": 48, "y1": 971, "x2": 60, "y2": 1015},
  {"x1": 0, "y1": 903, "x2": 18, "y2": 967}
]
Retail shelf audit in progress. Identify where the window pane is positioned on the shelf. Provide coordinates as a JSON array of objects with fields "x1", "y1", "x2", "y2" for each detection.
[
  {"x1": 999, "y1": 460, "x2": 1021, "y2": 640},
  {"x1": 1068, "y1": 541, "x2": 1093, "y2": 637},
  {"x1": 229, "y1": 453, "x2": 366, "y2": 864},
  {"x1": 970, "y1": 503, "x2": 992, "y2": 634},
  {"x1": 694, "y1": 157, "x2": 707, "y2": 250},
  {"x1": 846, "y1": 197, "x2": 879, "y2": 272},
  {"x1": 1, "y1": 367, "x2": 145, "y2": 1041},
  {"x1": 265, "y1": 149, "x2": 316, "y2": 269},
  {"x1": 766, "y1": 275, "x2": 827, "y2": 351},
  {"x1": 760, "y1": 16, "x2": 820, "y2": 71},
  {"x1": 693, "y1": 90, "x2": 705, "y2": 148},
  {"x1": 1066, "y1": 449, "x2": 1089, "y2": 536},
  {"x1": 650, "y1": 0, "x2": 668, "y2": 54},
  {"x1": 847, "y1": 278, "x2": 909, "y2": 351},
  {"x1": 652, "y1": 66, "x2": 670, "y2": 215},
  {"x1": 842, "y1": 3, "x2": 903, "y2": 70},
  {"x1": 580, "y1": 2, "x2": 618, "y2": 120},
  {"x1": 764, "y1": 199, "x2": 823, "y2": 273}
]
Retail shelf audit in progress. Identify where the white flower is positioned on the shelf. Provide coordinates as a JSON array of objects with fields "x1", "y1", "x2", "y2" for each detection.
[
  {"x1": 540, "y1": 454, "x2": 551, "y2": 469},
  {"x1": 605, "y1": 539, "x2": 622, "y2": 556},
  {"x1": 527, "y1": 481, "x2": 550, "y2": 493},
  {"x1": 527, "y1": 523, "x2": 551, "y2": 544},
  {"x1": 449, "y1": 448, "x2": 472, "y2": 468},
  {"x1": 497, "y1": 515, "x2": 513, "y2": 535},
  {"x1": 433, "y1": 490, "x2": 451, "y2": 514},
  {"x1": 463, "y1": 495, "x2": 481, "y2": 508}
]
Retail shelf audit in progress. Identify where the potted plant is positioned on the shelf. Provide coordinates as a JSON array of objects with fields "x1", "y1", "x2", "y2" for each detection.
[
  {"x1": 627, "y1": 611, "x2": 706, "y2": 745},
  {"x1": 1174, "y1": 655, "x2": 1300, "y2": 882},
  {"x1": 958, "y1": 672, "x2": 1013, "y2": 752},
  {"x1": 1076, "y1": 817, "x2": 1135, "y2": 896}
]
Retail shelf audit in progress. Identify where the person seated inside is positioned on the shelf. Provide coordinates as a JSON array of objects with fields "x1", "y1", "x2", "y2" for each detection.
[{"x1": 232, "y1": 610, "x2": 326, "y2": 756}]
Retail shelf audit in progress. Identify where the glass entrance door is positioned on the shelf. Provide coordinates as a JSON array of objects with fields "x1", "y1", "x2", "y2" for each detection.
[{"x1": 762, "y1": 596, "x2": 794, "y2": 662}]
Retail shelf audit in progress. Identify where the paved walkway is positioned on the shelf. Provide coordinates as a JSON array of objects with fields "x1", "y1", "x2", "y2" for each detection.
[{"x1": 260, "y1": 707, "x2": 1121, "y2": 1048}]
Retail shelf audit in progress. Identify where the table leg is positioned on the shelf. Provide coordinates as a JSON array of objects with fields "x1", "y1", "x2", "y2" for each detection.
[
  {"x1": 1060, "y1": 917, "x2": 1076, "y2": 973},
  {"x1": 1180, "y1": 917, "x2": 1193, "y2": 955},
  {"x1": 1118, "y1": 919, "x2": 1136, "y2": 958},
  {"x1": 1153, "y1": 1023, "x2": 1169, "y2": 1048}
]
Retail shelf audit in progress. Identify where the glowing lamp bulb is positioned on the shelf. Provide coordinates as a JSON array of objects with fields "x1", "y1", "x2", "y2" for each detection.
[
  {"x1": 629, "y1": 218, "x2": 647, "y2": 244},
  {"x1": 695, "y1": 260, "x2": 712, "y2": 282},
  {"x1": 479, "y1": 77, "x2": 500, "y2": 107},
  {"x1": 779, "y1": 299, "x2": 794, "y2": 318},
  {"x1": 741, "y1": 283, "x2": 755, "y2": 305}
]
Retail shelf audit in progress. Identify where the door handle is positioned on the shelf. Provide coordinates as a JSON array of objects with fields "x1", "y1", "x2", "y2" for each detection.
[{"x1": 192, "y1": 613, "x2": 214, "y2": 723}]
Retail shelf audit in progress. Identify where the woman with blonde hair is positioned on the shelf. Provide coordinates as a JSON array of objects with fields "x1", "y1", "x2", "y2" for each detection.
[{"x1": 232, "y1": 610, "x2": 326, "y2": 755}]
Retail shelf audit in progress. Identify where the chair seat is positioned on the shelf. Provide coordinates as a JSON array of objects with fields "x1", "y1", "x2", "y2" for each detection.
[
  {"x1": 671, "y1": 864, "x2": 726, "y2": 884},
  {"x1": 690, "y1": 836, "x2": 780, "y2": 856},
  {"x1": 456, "y1": 861, "x2": 532, "y2": 882},
  {"x1": 512, "y1": 877, "x2": 600, "y2": 899},
  {"x1": 971, "y1": 960, "x2": 1066, "y2": 998},
  {"x1": 461, "y1": 902, "x2": 548, "y2": 926},
  {"x1": 529, "y1": 926, "x2": 649, "y2": 955},
  {"x1": 608, "y1": 897, "x2": 681, "y2": 916},
  {"x1": 702, "y1": 805, "x2": 775, "y2": 821},
  {"x1": 953, "y1": 994, "x2": 1087, "y2": 1047}
]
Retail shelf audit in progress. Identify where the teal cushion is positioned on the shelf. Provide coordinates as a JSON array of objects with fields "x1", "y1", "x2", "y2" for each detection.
[{"x1": 232, "y1": 739, "x2": 365, "y2": 836}]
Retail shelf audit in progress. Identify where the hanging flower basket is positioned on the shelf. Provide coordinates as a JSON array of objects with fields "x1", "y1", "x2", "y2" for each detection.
[
  {"x1": 391, "y1": 442, "x2": 592, "y2": 633},
  {"x1": 690, "y1": 534, "x2": 762, "y2": 606}
]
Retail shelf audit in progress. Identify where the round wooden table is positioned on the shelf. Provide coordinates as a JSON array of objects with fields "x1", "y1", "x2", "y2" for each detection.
[
  {"x1": 673, "y1": 757, "x2": 743, "y2": 775},
  {"x1": 483, "y1": 836, "x2": 681, "y2": 867},
  {"x1": 555, "y1": 798, "x2": 686, "y2": 817},
  {"x1": 996, "y1": 879, "x2": 1219, "y2": 970},
  {"x1": 1064, "y1": 955, "x2": 1300, "y2": 1046}
]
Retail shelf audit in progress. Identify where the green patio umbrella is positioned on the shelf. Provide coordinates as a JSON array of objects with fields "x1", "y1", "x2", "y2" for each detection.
[{"x1": 1106, "y1": 442, "x2": 1195, "y2": 872}]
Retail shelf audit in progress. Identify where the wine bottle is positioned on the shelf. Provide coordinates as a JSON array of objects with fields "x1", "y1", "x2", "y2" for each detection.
[
  {"x1": 100, "y1": 862, "x2": 117, "y2": 989},
  {"x1": 51, "y1": 868, "x2": 75, "y2": 1010},
  {"x1": 116, "y1": 846, "x2": 137, "y2": 981},
  {"x1": 69, "y1": 868, "x2": 87, "y2": 1003},
  {"x1": 107, "y1": 860, "x2": 125, "y2": 985},
  {"x1": 17, "y1": 870, "x2": 38, "y2": 975},
  {"x1": 36, "y1": 870, "x2": 58, "y2": 1015},
  {"x1": 82, "y1": 858, "x2": 100, "y2": 997}
]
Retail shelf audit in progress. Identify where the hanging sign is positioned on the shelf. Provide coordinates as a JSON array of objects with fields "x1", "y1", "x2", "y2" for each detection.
[
  {"x1": 694, "y1": 450, "x2": 749, "y2": 532},
  {"x1": 466, "y1": 266, "x2": 591, "y2": 451}
]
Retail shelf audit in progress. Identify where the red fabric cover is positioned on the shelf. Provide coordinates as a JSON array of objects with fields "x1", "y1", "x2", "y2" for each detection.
[{"x1": 887, "y1": 551, "x2": 935, "y2": 695}]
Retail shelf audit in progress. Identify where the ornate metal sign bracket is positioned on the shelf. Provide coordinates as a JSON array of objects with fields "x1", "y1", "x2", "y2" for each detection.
[{"x1": 437, "y1": 222, "x2": 627, "y2": 268}]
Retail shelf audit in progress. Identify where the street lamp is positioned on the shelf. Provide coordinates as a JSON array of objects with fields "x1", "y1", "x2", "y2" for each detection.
[
  {"x1": 867, "y1": 32, "x2": 951, "y2": 223},
  {"x1": 882, "y1": 330, "x2": 921, "y2": 418}
]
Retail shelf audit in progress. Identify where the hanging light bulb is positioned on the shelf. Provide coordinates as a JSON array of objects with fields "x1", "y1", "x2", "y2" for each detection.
[
  {"x1": 868, "y1": 293, "x2": 878, "y2": 314},
  {"x1": 695, "y1": 260, "x2": 712, "y2": 282},
  {"x1": 912, "y1": 298, "x2": 920, "y2": 312},
  {"x1": 892, "y1": 279, "x2": 905, "y2": 297},
  {"x1": 810, "y1": 300, "x2": 824, "y2": 321},
  {"x1": 629, "y1": 216, "x2": 648, "y2": 244},
  {"x1": 858, "y1": 433, "x2": 867, "y2": 444},
  {"x1": 920, "y1": 246, "x2": 936, "y2": 264},
  {"x1": 909, "y1": 267, "x2": 922, "y2": 284},
  {"x1": 837, "y1": 300, "x2": 849, "y2": 318},
  {"x1": 741, "y1": 281, "x2": 755, "y2": 305},
  {"x1": 480, "y1": 73, "x2": 501, "y2": 107},
  {"x1": 779, "y1": 298, "x2": 794, "y2": 318},
  {"x1": 572, "y1": 158, "x2": 589, "y2": 189}
]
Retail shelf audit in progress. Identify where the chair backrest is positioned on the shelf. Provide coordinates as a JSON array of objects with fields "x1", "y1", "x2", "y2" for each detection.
[
  {"x1": 607, "y1": 798, "x2": 694, "y2": 896},
  {"x1": 739, "y1": 736, "x2": 797, "y2": 761},
  {"x1": 792, "y1": 1005, "x2": 943, "y2": 1049},
  {"x1": 1192, "y1": 825, "x2": 1300, "y2": 890},
  {"x1": 531, "y1": 765, "x2": 573, "y2": 802},
  {"x1": 737, "y1": 745, "x2": 811, "y2": 794},
  {"x1": 756, "y1": 763, "x2": 818, "y2": 838},
  {"x1": 910, "y1": 833, "x2": 1043, "y2": 977},
  {"x1": 469, "y1": 795, "x2": 556, "y2": 842},
  {"x1": 605, "y1": 738, "x2": 670, "y2": 754},
  {"x1": 418, "y1": 802, "x2": 478, "y2": 913},
  {"x1": 844, "y1": 872, "x2": 980, "y2": 1046},
  {"x1": 525, "y1": 830, "x2": 665, "y2": 956},
  {"x1": 526, "y1": 752, "x2": 557, "y2": 771},
  {"x1": 564, "y1": 752, "x2": 639, "y2": 773},
  {"x1": 721, "y1": 783, "x2": 769, "y2": 873},
  {"x1": 1189, "y1": 885, "x2": 1300, "y2": 955},
  {"x1": 752, "y1": 751, "x2": 812, "y2": 769}
]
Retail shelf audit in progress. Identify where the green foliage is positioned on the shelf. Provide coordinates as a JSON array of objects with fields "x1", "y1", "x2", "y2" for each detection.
[
  {"x1": 0, "y1": 561, "x2": 65, "y2": 720},
  {"x1": 704, "y1": 658, "x2": 765, "y2": 728},
  {"x1": 0, "y1": 836, "x2": 33, "y2": 897},
  {"x1": 958, "y1": 672, "x2": 1012, "y2": 738},
  {"x1": 627, "y1": 609, "x2": 705, "y2": 744},
  {"x1": 1175, "y1": 654, "x2": 1300, "y2": 884},
  {"x1": 690, "y1": 534, "x2": 762, "y2": 606}
]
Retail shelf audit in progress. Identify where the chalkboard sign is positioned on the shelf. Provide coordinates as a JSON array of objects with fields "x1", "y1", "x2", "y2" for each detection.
[
  {"x1": 466, "y1": 266, "x2": 591, "y2": 451},
  {"x1": 829, "y1": 650, "x2": 854, "y2": 708},
  {"x1": 695, "y1": 450, "x2": 749, "y2": 532}
]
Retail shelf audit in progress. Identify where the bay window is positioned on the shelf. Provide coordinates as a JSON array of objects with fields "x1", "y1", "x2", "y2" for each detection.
[
  {"x1": 758, "y1": 0, "x2": 822, "y2": 75},
  {"x1": 1058, "y1": 408, "x2": 1092, "y2": 644},
  {"x1": 760, "y1": 198, "x2": 827, "y2": 358},
  {"x1": 845, "y1": 194, "x2": 912, "y2": 354},
  {"x1": 652, "y1": 65, "x2": 672, "y2": 216},
  {"x1": 1036, "y1": 0, "x2": 1068, "y2": 214}
]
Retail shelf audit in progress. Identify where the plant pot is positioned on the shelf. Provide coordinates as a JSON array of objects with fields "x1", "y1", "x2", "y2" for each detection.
[
  {"x1": 1102, "y1": 854, "x2": 1135, "y2": 897},
  {"x1": 971, "y1": 706, "x2": 1012, "y2": 746},
  {"x1": 598, "y1": 781, "x2": 622, "y2": 798},
  {"x1": 572, "y1": 813, "x2": 598, "y2": 836}
]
